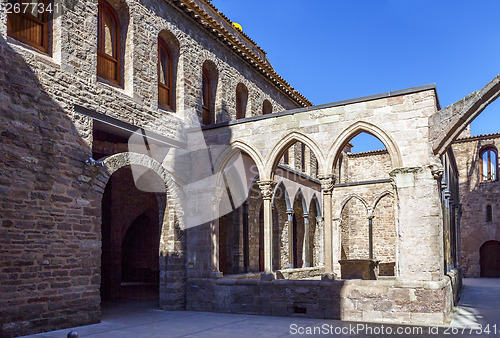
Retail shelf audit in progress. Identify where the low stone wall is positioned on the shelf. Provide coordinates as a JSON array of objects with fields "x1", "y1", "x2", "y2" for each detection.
[
  {"x1": 276, "y1": 267, "x2": 324, "y2": 280},
  {"x1": 186, "y1": 269, "x2": 461, "y2": 325}
]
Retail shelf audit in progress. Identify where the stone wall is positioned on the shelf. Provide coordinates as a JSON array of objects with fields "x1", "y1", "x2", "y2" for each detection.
[
  {"x1": 452, "y1": 134, "x2": 500, "y2": 277},
  {"x1": 185, "y1": 271, "x2": 459, "y2": 325},
  {"x1": 0, "y1": 0, "x2": 304, "y2": 334},
  {"x1": 345, "y1": 150, "x2": 391, "y2": 182}
]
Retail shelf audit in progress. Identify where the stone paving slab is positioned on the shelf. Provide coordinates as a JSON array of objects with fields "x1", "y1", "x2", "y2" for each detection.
[{"x1": 22, "y1": 279, "x2": 500, "y2": 338}]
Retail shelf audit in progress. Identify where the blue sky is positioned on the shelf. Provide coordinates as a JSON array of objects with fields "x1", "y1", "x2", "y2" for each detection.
[{"x1": 212, "y1": 0, "x2": 500, "y2": 152}]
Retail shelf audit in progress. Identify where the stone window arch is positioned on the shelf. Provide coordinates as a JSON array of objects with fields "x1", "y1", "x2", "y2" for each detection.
[
  {"x1": 201, "y1": 60, "x2": 218, "y2": 125},
  {"x1": 262, "y1": 99, "x2": 272, "y2": 115},
  {"x1": 7, "y1": 0, "x2": 52, "y2": 53},
  {"x1": 480, "y1": 146, "x2": 498, "y2": 182},
  {"x1": 97, "y1": 0, "x2": 121, "y2": 84},
  {"x1": 236, "y1": 83, "x2": 248, "y2": 119},
  {"x1": 158, "y1": 37, "x2": 173, "y2": 110}
]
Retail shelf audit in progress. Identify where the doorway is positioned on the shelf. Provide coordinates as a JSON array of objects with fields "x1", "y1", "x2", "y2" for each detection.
[{"x1": 480, "y1": 241, "x2": 500, "y2": 277}]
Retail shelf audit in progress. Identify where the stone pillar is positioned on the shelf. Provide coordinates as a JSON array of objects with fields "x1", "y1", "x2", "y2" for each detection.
[
  {"x1": 287, "y1": 209, "x2": 294, "y2": 268},
  {"x1": 303, "y1": 213, "x2": 310, "y2": 267},
  {"x1": 211, "y1": 188, "x2": 224, "y2": 274},
  {"x1": 318, "y1": 175, "x2": 335, "y2": 273},
  {"x1": 390, "y1": 165, "x2": 444, "y2": 281},
  {"x1": 258, "y1": 180, "x2": 276, "y2": 272},
  {"x1": 316, "y1": 216, "x2": 324, "y2": 266}
]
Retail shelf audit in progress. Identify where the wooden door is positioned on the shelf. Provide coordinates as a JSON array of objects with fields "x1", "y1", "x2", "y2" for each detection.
[{"x1": 480, "y1": 241, "x2": 500, "y2": 277}]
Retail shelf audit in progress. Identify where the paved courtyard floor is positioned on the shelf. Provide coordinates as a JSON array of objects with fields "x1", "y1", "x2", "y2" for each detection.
[{"x1": 23, "y1": 278, "x2": 500, "y2": 337}]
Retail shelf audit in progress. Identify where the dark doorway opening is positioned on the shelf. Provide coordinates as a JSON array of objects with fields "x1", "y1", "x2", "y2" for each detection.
[
  {"x1": 100, "y1": 166, "x2": 160, "y2": 303},
  {"x1": 480, "y1": 240, "x2": 500, "y2": 277}
]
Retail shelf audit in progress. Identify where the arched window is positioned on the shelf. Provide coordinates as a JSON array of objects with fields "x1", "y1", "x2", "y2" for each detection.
[
  {"x1": 236, "y1": 83, "x2": 248, "y2": 119},
  {"x1": 487, "y1": 205, "x2": 493, "y2": 222},
  {"x1": 202, "y1": 67, "x2": 212, "y2": 125},
  {"x1": 7, "y1": 0, "x2": 51, "y2": 53},
  {"x1": 480, "y1": 147, "x2": 498, "y2": 182},
  {"x1": 158, "y1": 37, "x2": 173, "y2": 110},
  {"x1": 262, "y1": 100, "x2": 272, "y2": 115},
  {"x1": 97, "y1": 0, "x2": 121, "y2": 84}
]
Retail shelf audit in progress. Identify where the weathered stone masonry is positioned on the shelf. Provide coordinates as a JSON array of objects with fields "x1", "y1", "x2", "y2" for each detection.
[{"x1": 4, "y1": 0, "x2": 499, "y2": 335}]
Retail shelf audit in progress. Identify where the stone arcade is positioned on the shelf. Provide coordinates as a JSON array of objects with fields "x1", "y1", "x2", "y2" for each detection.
[{"x1": 1, "y1": 0, "x2": 499, "y2": 336}]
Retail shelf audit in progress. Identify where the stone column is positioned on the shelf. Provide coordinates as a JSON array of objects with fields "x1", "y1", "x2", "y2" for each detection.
[
  {"x1": 303, "y1": 213, "x2": 310, "y2": 267},
  {"x1": 211, "y1": 187, "x2": 224, "y2": 274},
  {"x1": 390, "y1": 165, "x2": 444, "y2": 281},
  {"x1": 318, "y1": 175, "x2": 335, "y2": 273},
  {"x1": 287, "y1": 209, "x2": 294, "y2": 268},
  {"x1": 316, "y1": 216, "x2": 324, "y2": 266},
  {"x1": 258, "y1": 180, "x2": 276, "y2": 272}
]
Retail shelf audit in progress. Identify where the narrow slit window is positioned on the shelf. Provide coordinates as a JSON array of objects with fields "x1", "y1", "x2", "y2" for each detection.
[
  {"x1": 486, "y1": 205, "x2": 493, "y2": 222},
  {"x1": 480, "y1": 147, "x2": 498, "y2": 182},
  {"x1": 158, "y1": 38, "x2": 173, "y2": 109},
  {"x1": 202, "y1": 67, "x2": 212, "y2": 125}
]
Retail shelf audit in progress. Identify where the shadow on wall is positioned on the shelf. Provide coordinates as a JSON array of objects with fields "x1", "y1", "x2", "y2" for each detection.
[
  {"x1": 0, "y1": 37, "x2": 184, "y2": 336},
  {"x1": 0, "y1": 36, "x2": 102, "y2": 336}
]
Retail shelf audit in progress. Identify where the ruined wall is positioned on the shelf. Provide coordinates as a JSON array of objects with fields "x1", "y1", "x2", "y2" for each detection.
[
  {"x1": 452, "y1": 134, "x2": 500, "y2": 277},
  {"x1": 0, "y1": 0, "x2": 303, "y2": 335},
  {"x1": 345, "y1": 150, "x2": 391, "y2": 182}
]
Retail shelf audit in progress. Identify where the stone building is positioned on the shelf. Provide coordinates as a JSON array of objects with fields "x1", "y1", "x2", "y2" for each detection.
[
  {"x1": 0, "y1": 0, "x2": 498, "y2": 336},
  {"x1": 452, "y1": 131, "x2": 500, "y2": 278}
]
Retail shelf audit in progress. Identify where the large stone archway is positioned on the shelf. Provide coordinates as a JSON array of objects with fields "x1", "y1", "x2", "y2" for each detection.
[{"x1": 90, "y1": 152, "x2": 185, "y2": 311}]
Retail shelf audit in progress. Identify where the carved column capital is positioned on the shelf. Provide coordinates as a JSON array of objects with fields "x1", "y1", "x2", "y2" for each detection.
[
  {"x1": 258, "y1": 180, "x2": 276, "y2": 200},
  {"x1": 318, "y1": 174, "x2": 336, "y2": 194},
  {"x1": 429, "y1": 163, "x2": 444, "y2": 181}
]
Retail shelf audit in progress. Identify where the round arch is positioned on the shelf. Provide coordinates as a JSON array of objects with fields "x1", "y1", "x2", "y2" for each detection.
[
  {"x1": 326, "y1": 121, "x2": 403, "y2": 171},
  {"x1": 264, "y1": 131, "x2": 326, "y2": 180},
  {"x1": 92, "y1": 152, "x2": 181, "y2": 252}
]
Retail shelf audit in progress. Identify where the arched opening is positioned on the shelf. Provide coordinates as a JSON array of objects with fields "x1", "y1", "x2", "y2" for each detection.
[
  {"x1": 373, "y1": 193, "x2": 396, "y2": 276},
  {"x1": 340, "y1": 197, "x2": 368, "y2": 260},
  {"x1": 217, "y1": 152, "x2": 263, "y2": 275},
  {"x1": 262, "y1": 99, "x2": 272, "y2": 115},
  {"x1": 335, "y1": 132, "x2": 389, "y2": 184},
  {"x1": 308, "y1": 197, "x2": 320, "y2": 267},
  {"x1": 272, "y1": 182, "x2": 291, "y2": 270},
  {"x1": 157, "y1": 30, "x2": 179, "y2": 111},
  {"x1": 480, "y1": 241, "x2": 500, "y2": 277},
  {"x1": 202, "y1": 60, "x2": 218, "y2": 125},
  {"x1": 100, "y1": 166, "x2": 161, "y2": 303},
  {"x1": 480, "y1": 146, "x2": 498, "y2": 182},
  {"x1": 292, "y1": 192, "x2": 305, "y2": 268},
  {"x1": 333, "y1": 130, "x2": 396, "y2": 277},
  {"x1": 96, "y1": 0, "x2": 130, "y2": 88},
  {"x1": 236, "y1": 83, "x2": 248, "y2": 119}
]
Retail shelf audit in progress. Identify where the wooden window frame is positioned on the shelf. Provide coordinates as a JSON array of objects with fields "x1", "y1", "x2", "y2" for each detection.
[
  {"x1": 97, "y1": 0, "x2": 121, "y2": 85},
  {"x1": 158, "y1": 37, "x2": 173, "y2": 110},
  {"x1": 236, "y1": 84, "x2": 247, "y2": 119},
  {"x1": 480, "y1": 147, "x2": 498, "y2": 182},
  {"x1": 202, "y1": 67, "x2": 212, "y2": 125},
  {"x1": 7, "y1": 0, "x2": 51, "y2": 53}
]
